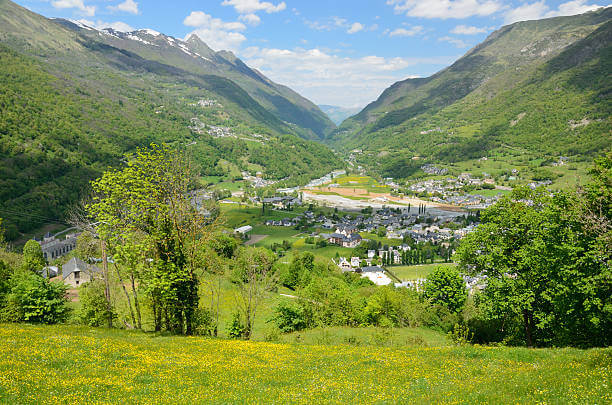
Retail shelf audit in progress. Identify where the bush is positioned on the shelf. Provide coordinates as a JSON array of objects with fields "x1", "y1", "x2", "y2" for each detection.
[
  {"x1": 271, "y1": 301, "x2": 310, "y2": 333},
  {"x1": 193, "y1": 307, "x2": 217, "y2": 336},
  {"x1": 78, "y1": 280, "x2": 115, "y2": 327},
  {"x1": 227, "y1": 312, "x2": 246, "y2": 339},
  {"x1": 2, "y1": 272, "x2": 68, "y2": 324}
]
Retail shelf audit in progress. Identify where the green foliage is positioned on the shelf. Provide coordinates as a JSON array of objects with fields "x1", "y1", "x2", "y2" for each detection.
[
  {"x1": 21, "y1": 240, "x2": 45, "y2": 273},
  {"x1": 227, "y1": 312, "x2": 246, "y2": 339},
  {"x1": 423, "y1": 267, "x2": 467, "y2": 313},
  {"x1": 457, "y1": 164, "x2": 612, "y2": 347},
  {"x1": 270, "y1": 301, "x2": 310, "y2": 333},
  {"x1": 78, "y1": 280, "x2": 115, "y2": 327},
  {"x1": 333, "y1": 10, "x2": 612, "y2": 179},
  {"x1": 280, "y1": 252, "x2": 315, "y2": 290},
  {"x1": 448, "y1": 323, "x2": 474, "y2": 345},
  {"x1": 1, "y1": 272, "x2": 68, "y2": 324}
]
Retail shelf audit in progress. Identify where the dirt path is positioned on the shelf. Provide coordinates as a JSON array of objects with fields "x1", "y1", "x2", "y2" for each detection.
[{"x1": 245, "y1": 234, "x2": 267, "y2": 246}]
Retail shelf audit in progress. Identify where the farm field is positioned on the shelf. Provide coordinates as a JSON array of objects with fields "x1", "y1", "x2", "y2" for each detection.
[
  {"x1": 389, "y1": 263, "x2": 456, "y2": 281},
  {"x1": 0, "y1": 324, "x2": 610, "y2": 404}
]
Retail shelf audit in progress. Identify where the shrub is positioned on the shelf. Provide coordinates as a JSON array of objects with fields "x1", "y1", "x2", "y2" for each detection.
[
  {"x1": 78, "y1": 280, "x2": 115, "y2": 327},
  {"x1": 2, "y1": 272, "x2": 68, "y2": 324},
  {"x1": 271, "y1": 301, "x2": 310, "y2": 333},
  {"x1": 227, "y1": 312, "x2": 246, "y2": 339}
]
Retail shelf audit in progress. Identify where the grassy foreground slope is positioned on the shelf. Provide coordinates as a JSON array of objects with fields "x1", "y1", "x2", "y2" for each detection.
[{"x1": 0, "y1": 324, "x2": 610, "y2": 404}]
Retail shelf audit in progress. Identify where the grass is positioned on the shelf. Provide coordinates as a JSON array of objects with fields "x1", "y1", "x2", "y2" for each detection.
[
  {"x1": 390, "y1": 263, "x2": 456, "y2": 280},
  {"x1": 0, "y1": 323, "x2": 610, "y2": 404}
]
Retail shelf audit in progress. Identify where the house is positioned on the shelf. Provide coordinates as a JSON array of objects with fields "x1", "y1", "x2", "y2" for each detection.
[
  {"x1": 337, "y1": 257, "x2": 352, "y2": 271},
  {"x1": 367, "y1": 250, "x2": 376, "y2": 259},
  {"x1": 38, "y1": 232, "x2": 79, "y2": 261},
  {"x1": 328, "y1": 232, "x2": 362, "y2": 248},
  {"x1": 62, "y1": 257, "x2": 101, "y2": 288},
  {"x1": 234, "y1": 225, "x2": 253, "y2": 235},
  {"x1": 350, "y1": 257, "x2": 361, "y2": 268}
]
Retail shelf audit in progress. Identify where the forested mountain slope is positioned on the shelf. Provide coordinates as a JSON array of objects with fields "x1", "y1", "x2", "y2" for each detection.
[
  {"x1": 333, "y1": 8, "x2": 611, "y2": 177},
  {"x1": 0, "y1": 0, "x2": 341, "y2": 240}
]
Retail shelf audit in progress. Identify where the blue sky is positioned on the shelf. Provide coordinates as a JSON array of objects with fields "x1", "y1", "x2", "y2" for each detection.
[{"x1": 14, "y1": 0, "x2": 609, "y2": 107}]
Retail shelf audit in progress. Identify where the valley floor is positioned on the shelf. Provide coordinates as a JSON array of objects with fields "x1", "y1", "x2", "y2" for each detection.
[{"x1": 0, "y1": 324, "x2": 609, "y2": 404}]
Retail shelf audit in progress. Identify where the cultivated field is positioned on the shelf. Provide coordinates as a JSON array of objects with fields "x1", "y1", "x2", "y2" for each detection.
[{"x1": 0, "y1": 324, "x2": 609, "y2": 404}]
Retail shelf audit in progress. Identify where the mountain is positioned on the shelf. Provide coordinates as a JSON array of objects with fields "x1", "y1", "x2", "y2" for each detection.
[
  {"x1": 318, "y1": 105, "x2": 362, "y2": 126},
  {"x1": 0, "y1": 0, "x2": 341, "y2": 240},
  {"x1": 332, "y1": 8, "x2": 611, "y2": 178}
]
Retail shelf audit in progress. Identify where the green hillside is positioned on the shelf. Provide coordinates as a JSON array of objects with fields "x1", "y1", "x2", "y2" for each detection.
[
  {"x1": 333, "y1": 8, "x2": 611, "y2": 179},
  {"x1": 0, "y1": 324, "x2": 610, "y2": 404},
  {"x1": 0, "y1": 0, "x2": 341, "y2": 240}
]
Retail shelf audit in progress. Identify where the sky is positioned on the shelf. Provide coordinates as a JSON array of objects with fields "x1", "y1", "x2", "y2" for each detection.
[{"x1": 14, "y1": 0, "x2": 610, "y2": 107}]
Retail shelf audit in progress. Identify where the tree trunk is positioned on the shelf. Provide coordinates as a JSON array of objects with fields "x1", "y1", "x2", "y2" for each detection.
[
  {"x1": 113, "y1": 263, "x2": 136, "y2": 328},
  {"x1": 523, "y1": 309, "x2": 533, "y2": 347},
  {"x1": 100, "y1": 240, "x2": 112, "y2": 328},
  {"x1": 130, "y1": 273, "x2": 142, "y2": 330}
]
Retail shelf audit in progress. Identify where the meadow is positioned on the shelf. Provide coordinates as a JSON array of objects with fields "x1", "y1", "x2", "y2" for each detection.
[
  {"x1": 390, "y1": 263, "x2": 456, "y2": 281},
  {"x1": 0, "y1": 324, "x2": 610, "y2": 404}
]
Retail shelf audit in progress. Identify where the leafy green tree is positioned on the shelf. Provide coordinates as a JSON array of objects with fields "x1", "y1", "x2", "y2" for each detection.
[
  {"x1": 422, "y1": 267, "x2": 467, "y2": 313},
  {"x1": 232, "y1": 247, "x2": 277, "y2": 339},
  {"x1": 22, "y1": 240, "x2": 45, "y2": 273},
  {"x1": 78, "y1": 280, "x2": 116, "y2": 327},
  {"x1": 89, "y1": 145, "x2": 216, "y2": 334},
  {"x1": 457, "y1": 174, "x2": 611, "y2": 347}
]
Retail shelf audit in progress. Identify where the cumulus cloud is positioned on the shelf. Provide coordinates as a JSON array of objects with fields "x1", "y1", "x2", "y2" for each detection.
[
  {"x1": 389, "y1": 25, "x2": 424, "y2": 37},
  {"x1": 183, "y1": 11, "x2": 247, "y2": 52},
  {"x1": 108, "y1": 0, "x2": 139, "y2": 15},
  {"x1": 239, "y1": 13, "x2": 261, "y2": 26},
  {"x1": 77, "y1": 19, "x2": 134, "y2": 32},
  {"x1": 438, "y1": 36, "x2": 469, "y2": 48},
  {"x1": 505, "y1": 0, "x2": 605, "y2": 23},
  {"x1": 386, "y1": 0, "x2": 503, "y2": 19},
  {"x1": 221, "y1": 0, "x2": 286, "y2": 14},
  {"x1": 51, "y1": 0, "x2": 95, "y2": 17},
  {"x1": 451, "y1": 25, "x2": 489, "y2": 34},
  {"x1": 347, "y1": 22, "x2": 364, "y2": 34},
  {"x1": 241, "y1": 46, "x2": 454, "y2": 106}
]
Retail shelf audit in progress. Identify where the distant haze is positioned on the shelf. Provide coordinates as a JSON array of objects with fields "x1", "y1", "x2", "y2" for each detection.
[{"x1": 318, "y1": 105, "x2": 362, "y2": 125}]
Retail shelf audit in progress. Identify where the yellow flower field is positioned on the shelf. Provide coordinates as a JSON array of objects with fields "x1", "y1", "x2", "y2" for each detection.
[{"x1": 0, "y1": 324, "x2": 610, "y2": 404}]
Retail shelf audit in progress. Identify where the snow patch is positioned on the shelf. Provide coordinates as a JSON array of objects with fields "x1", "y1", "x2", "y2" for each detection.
[{"x1": 140, "y1": 29, "x2": 161, "y2": 37}]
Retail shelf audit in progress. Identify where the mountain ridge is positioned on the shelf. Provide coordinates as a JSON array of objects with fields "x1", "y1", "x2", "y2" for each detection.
[{"x1": 332, "y1": 7, "x2": 611, "y2": 178}]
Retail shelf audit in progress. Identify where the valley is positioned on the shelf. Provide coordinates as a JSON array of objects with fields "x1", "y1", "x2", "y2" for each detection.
[{"x1": 0, "y1": 1, "x2": 610, "y2": 403}]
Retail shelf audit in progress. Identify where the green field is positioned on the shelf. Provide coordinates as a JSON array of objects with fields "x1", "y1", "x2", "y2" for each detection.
[
  {"x1": 0, "y1": 324, "x2": 609, "y2": 404},
  {"x1": 389, "y1": 263, "x2": 455, "y2": 281}
]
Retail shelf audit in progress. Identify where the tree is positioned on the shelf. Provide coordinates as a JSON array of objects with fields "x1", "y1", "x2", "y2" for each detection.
[
  {"x1": 88, "y1": 144, "x2": 218, "y2": 334},
  {"x1": 232, "y1": 247, "x2": 277, "y2": 339},
  {"x1": 422, "y1": 267, "x2": 467, "y2": 313},
  {"x1": 457, "y1": 176, "x2": 611, "y2": 347},
  {"x1": 22, "y1": 240, "x2": 45, "y2": 273}
]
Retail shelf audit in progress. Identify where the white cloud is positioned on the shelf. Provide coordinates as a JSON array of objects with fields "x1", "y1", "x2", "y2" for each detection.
[
  {"x1": 386, "y1": 0, "x2": 504, "y2": 19},
  {"x1": 241, "y1": 46, "x2": 454, "y2": 106},
  {"x1": 347, "y1": 22, "x2": 364, "y2": 34},
  {"x1": 51, "y1": 0, "x2": 95, "y2": 17},
  {"x1": 438, "y1": 36, "x2": 469, "y2": 48},
  {"x1": 239, "y1": 13, "x2": 261, "y2": 26},
  {"x1": 451, "y1": 25, "x2": 488, "y2": 34},
  {"x1": 389, "y1": 26, "x2": 424, "y2": 37},
  {"x1": 77, "y1": 19, "x2": 134, "y2": 32},
  {"x1": 221, "y1": 0, "x2": 286, "y2": 14},
  {"x1": 183, "y1": 11, "x2": 247, "y2": 52},
  {"x1": 505, "y1": 0, "x2": 605, "y2": 23},
  {"x1": 108, "y1": 0, "x2": 139, "y2": 15}
]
